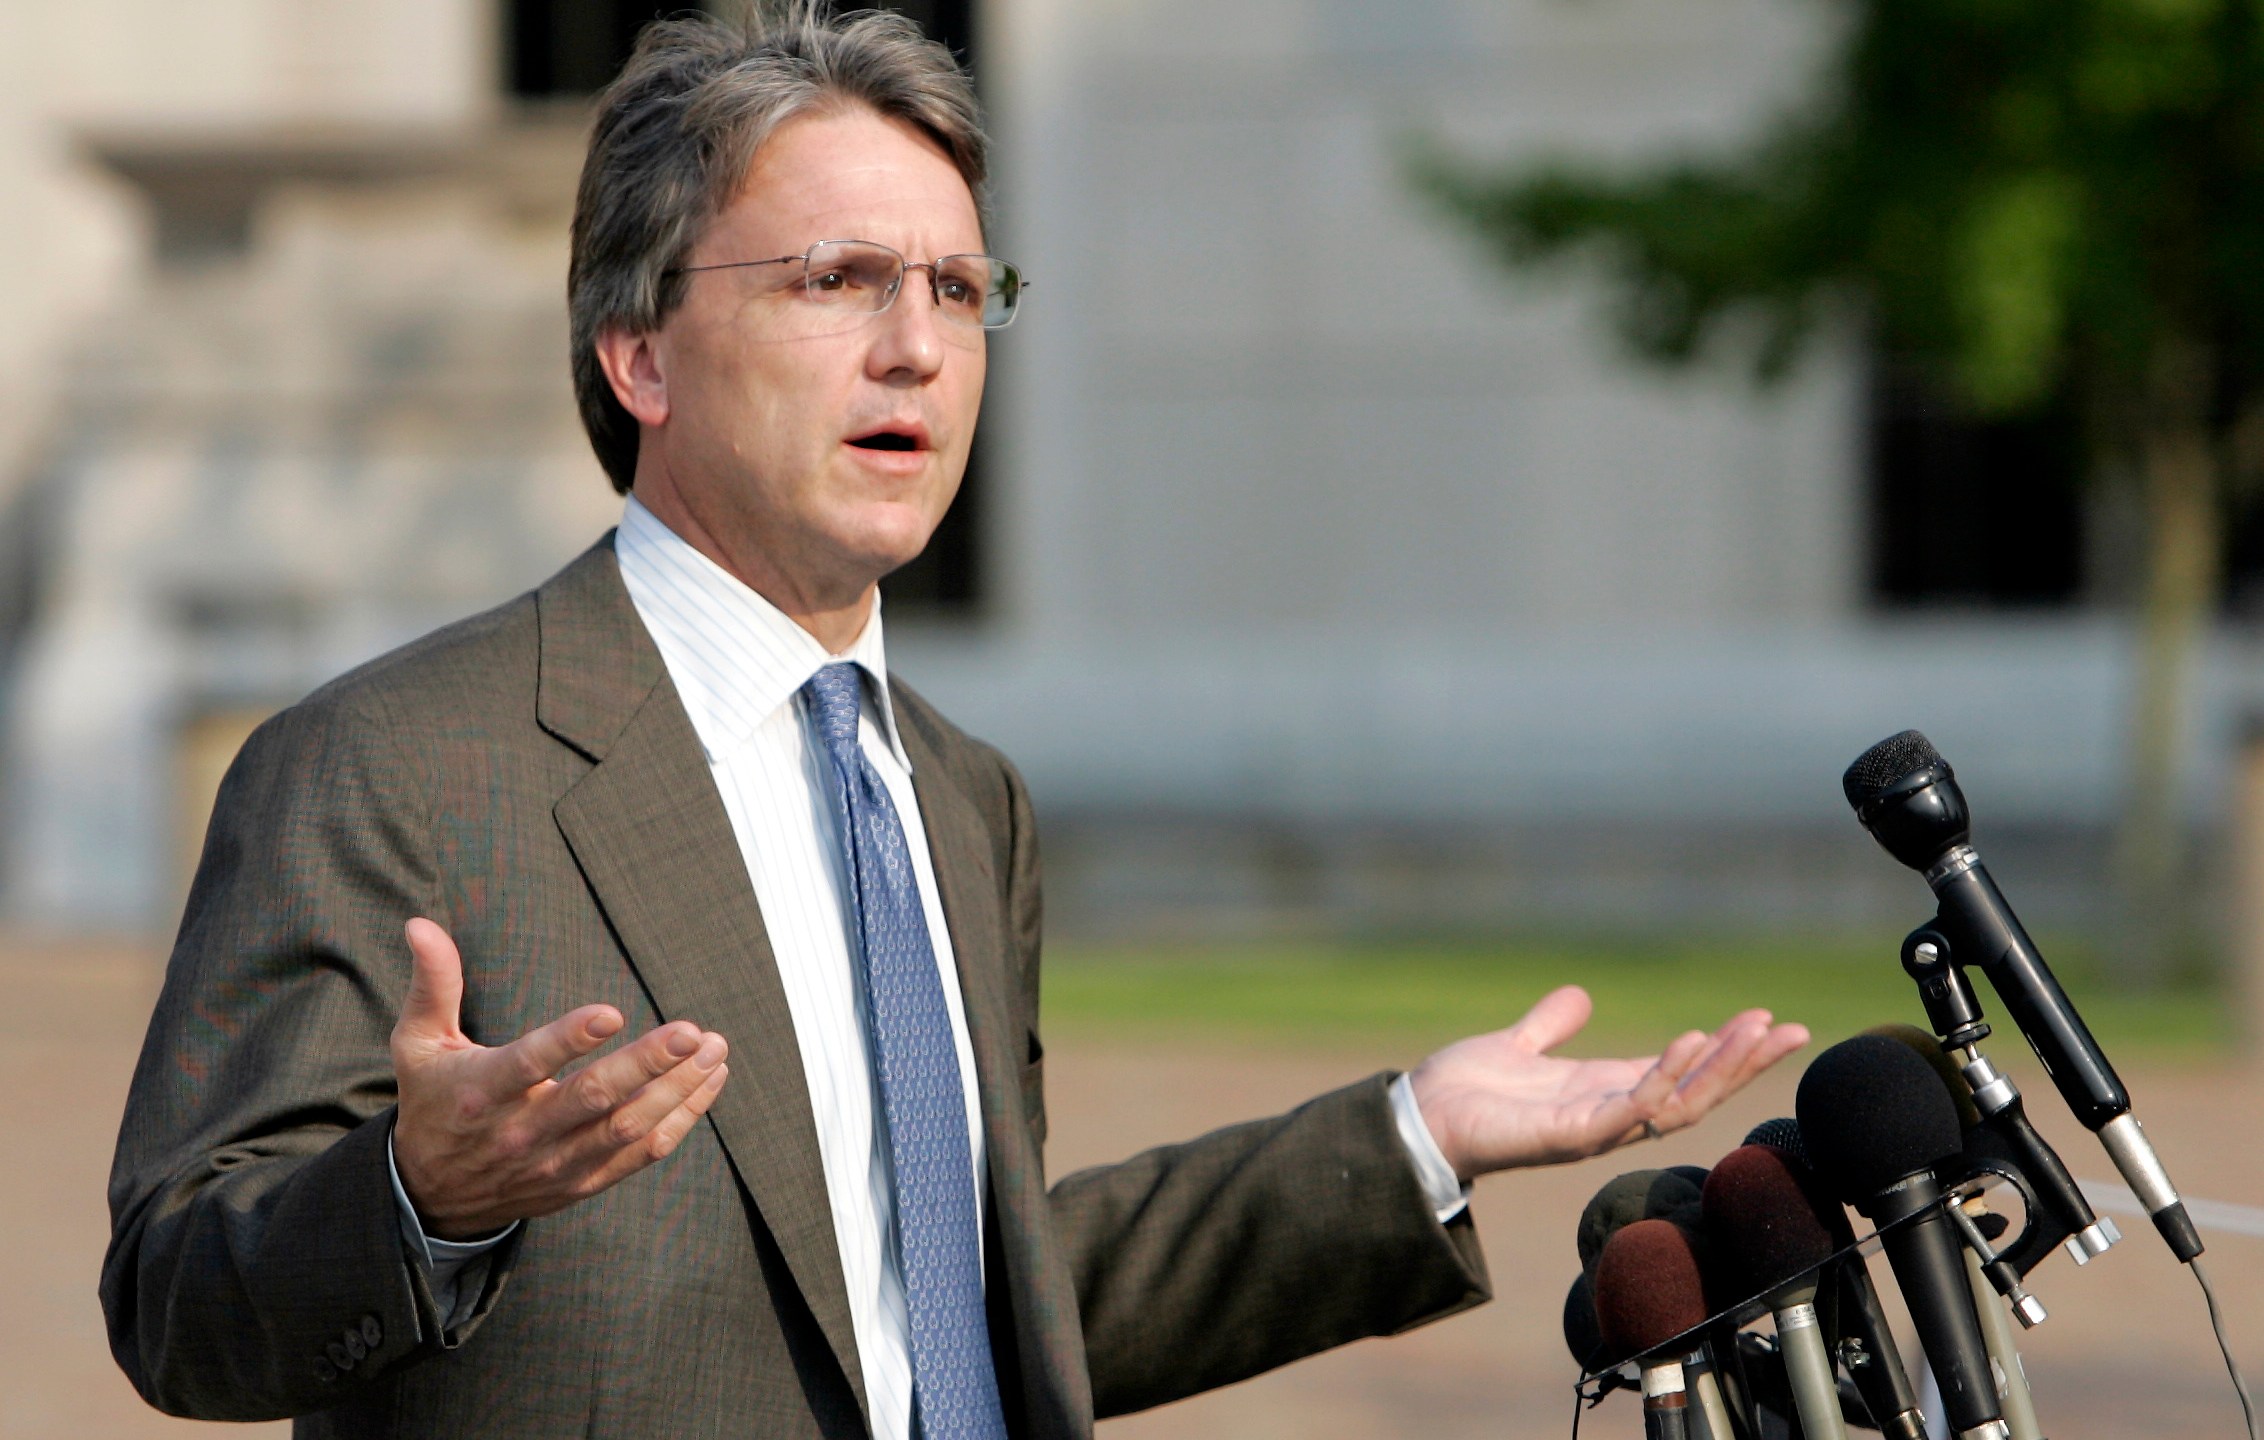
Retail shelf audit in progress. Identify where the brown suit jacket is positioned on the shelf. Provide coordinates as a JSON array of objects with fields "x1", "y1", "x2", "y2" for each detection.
[{"x1": 102, "y1": 536, "x2": 1490, "y2": 1437}]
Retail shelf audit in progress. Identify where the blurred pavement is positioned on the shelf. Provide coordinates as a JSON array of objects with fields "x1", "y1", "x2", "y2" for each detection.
[{"x1": 4, "y1": 935, "x2": 2257, "y2": 1439}]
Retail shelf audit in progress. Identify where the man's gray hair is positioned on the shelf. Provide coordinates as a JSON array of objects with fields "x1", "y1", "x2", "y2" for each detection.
[{"x1": 569, "y1": 4, "x2": 989, "y2": 493}]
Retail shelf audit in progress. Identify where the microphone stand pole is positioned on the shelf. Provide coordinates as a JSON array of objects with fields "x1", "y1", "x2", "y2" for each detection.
[
  {"x1": 1931, "y1": 1144, "x2": 2050, "y2": 1440},
  {"x1": 1683, "y1": 1344, "x2": 1738, "y2": 1440}
]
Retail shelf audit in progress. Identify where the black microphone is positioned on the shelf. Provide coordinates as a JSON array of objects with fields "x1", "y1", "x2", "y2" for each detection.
[
  {"x1": 1724, "y1": 1133, "x2": 1928, "y2": 1440},
  {"x1": 1564, "y1": 1271, "x2": 1617, "y2": 1374},
  {"x1": 1870, "y1": 1020, "x2": 2110, "y2": 1287},
  {"x1": 1799, "y1": 1036, "x2": 2007, "y2": 1440},
  {"x1": 1843, "y1": 729, "x2": 2202, "y2": 1262},
  {"x1": 1743, "y1": 1116, "x2": 1806, "y2": 1158}
]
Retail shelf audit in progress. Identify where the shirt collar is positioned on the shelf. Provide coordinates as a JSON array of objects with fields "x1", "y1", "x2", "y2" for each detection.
[{"x1": 614, "y1": 494, "x2": 909, "y2": 769}]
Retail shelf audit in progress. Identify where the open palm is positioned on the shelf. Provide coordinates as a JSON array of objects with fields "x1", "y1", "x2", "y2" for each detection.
[{"x1": 1408, "y1": 985, "x2": 1809, "y2": 1180}]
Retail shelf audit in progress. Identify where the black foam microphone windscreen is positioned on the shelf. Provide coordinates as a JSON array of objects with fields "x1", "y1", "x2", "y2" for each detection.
[
  {"x1": 1563, "y1": 1272, "x2": 1614, "y2": 1372},
  {"x1": 1799, "y1": 1036, "x2": 2003, "y2": 1437},
  {"x1": 1867, "y1": 1022, "x2": 1984, "y2": 1129},
  {"x1": 1798, "y1": 1036, "x2": 1963, "y2": 1201},
  {"x1": 1870, "y1": 1017, "x2": 2113, "y2": 1271}
]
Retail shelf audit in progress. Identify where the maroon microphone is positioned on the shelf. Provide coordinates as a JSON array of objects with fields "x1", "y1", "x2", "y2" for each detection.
[
  {"x1": 1704, "y1": 1143, "x2": 1853, "y2": 1440},
  {"x1": 1594, "y1": 1218, "x2": 1711, "y2": 1440}
]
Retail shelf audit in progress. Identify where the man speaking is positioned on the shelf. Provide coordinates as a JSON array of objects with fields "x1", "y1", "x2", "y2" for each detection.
[{"x1": 102, "y1": 7, "x2": 1806, "y2": 1436}]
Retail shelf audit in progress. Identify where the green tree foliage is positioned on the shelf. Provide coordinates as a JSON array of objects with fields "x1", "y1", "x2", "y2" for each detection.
[{"x1": 1412, "y1": 0, "x2": 2264, "y2": 979}]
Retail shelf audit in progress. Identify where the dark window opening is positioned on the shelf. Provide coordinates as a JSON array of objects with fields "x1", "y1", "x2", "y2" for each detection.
[
  {"x1": 1867, "y1": 354, "x2": 2085, "y2": 608},
  {"x1": 2219, "y1": 449, "x2": 2264, "y2": 619},
  {"x1": 509, "y1": 0, "x2": 989, "y2": 621},
  {"x1": 503, "y1": 1, "x2": 976, "y2": 107},
  {"x1": 505, "y1": 1, "x2": 695, "y2": 99}
]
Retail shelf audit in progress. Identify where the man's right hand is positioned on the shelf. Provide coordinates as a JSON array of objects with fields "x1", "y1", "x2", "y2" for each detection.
[{"x1": 390, "y1": 917, "x2": 731, "y2": 1240}]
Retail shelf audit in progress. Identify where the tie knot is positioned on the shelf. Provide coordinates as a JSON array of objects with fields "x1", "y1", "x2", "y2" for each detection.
[{"x1": 803, "y1": 663, "x2": 864, "y2": 753}]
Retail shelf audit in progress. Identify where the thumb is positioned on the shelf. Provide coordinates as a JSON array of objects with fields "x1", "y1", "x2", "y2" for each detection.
[
  {"x1": 398, "y1": 917, "x2": 466, "y2": 1045},
  {"x1": 1511, "y1": 984, "x2": 1595, "y2": 1054}
]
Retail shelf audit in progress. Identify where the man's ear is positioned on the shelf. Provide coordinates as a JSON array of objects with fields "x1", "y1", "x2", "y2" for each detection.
[{"x1": 593, "y1": 325, "x2": 670, "y2": 429}]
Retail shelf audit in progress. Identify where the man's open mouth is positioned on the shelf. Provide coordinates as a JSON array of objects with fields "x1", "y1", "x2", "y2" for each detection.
[{"x1": 848, "y1": 430, "x2": 920, "y2": 452}]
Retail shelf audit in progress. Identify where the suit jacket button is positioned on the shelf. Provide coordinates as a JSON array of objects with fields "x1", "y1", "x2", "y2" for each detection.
[
  {"x1": 360, "y1": 1314, "x2": 383, "y2": 1348},
  {"x1": 343, "y1": 1330, "x2": 368, "y2": 1361},
  {"x1": 325, "y1": 1340, "x2": 356, "y2": 1371},
  {"x1": 313, "y1": 1357, "x2": 339, "y2": 1384}
]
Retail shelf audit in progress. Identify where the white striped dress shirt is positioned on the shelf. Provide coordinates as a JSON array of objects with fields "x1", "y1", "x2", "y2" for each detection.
[{"x1": 614, "y1": 494, "x2": 984, "y2": 1440}]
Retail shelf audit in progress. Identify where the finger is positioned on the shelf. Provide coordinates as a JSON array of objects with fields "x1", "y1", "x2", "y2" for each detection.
[
  {"x1": 397, "y1": 919, "x2": 466, "y2": 1045},
  {"x1": 1693, "y1": 1020, "x2": 1809, "y2": 1104},
  {"x1": 480, "y1": 1003, "x2": 629, "y2": 1100},
  {"x1": 581, "y1": 1034, "x2": 728, "y2": 1153},
  {"x1": 1627, "y1": 1029, "x2": 1712, "y2": 1118},
  {"x1": 1508, "y1": 985, "x2": 1594, "y2": 1055},
  {"x1": 1656, "y1": 1014, "x2": 1774, "y2": 1125},
  {"x1": 1570, "y1": 1029, "x2": 1708, "y2": 1154},
  {"x1": 1754, "y1": 1021, "x2": 1811, "y2": 1070},
  {"x1": 544, "y1": 1026, "x2": 722, "y2": 1141},
  {"x1": 579, "y1": 1061, "x2": 731, "y2": 1194}
]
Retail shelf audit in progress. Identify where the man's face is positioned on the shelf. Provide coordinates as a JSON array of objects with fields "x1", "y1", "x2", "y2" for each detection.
[{"x1": 625, "y1": 105, "x2": 987, "y2": 608}]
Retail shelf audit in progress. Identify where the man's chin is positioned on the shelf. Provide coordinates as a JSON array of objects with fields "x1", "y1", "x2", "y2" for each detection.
[{"x1": 828, "y1": 507, "x2": 949, "y2": 584}]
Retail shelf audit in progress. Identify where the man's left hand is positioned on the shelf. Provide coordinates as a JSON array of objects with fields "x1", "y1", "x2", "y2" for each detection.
[{"x1": 1407, "y1": 986, "x2": 1808, "y2": 1181}]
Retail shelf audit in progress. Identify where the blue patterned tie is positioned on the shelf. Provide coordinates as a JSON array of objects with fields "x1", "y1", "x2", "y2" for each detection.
[{"x1": 803, "y1": 663, "x2": 1008, "y2": 1440}]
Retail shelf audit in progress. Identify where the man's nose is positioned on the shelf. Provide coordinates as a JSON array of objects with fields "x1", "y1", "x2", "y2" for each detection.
[{"x1": 867, "y1": 273, "x2": 948, "y2": 383}]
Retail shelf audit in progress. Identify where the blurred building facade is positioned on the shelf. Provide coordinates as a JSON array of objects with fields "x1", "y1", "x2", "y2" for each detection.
[{"x1": 4, "y1": 0, "x2": 2260, "y2": 939}]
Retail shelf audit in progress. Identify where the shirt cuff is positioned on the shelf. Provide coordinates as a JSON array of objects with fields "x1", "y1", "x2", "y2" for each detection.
[
  {"x1": 1389, "y1": 1072, "x2": 1471, "y2": 1223},
  {"x1": 387, "y1": 1124, "x2": 516, "y2": 1327}
]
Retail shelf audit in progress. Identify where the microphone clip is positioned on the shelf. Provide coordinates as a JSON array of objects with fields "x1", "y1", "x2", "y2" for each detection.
[
  {"x1": 1900, "y1": 930, "x2": 1990, "y2": 1050},
  {"x1": 1942, "y1": 1189, "x2": 2049, "y2": 1328}
]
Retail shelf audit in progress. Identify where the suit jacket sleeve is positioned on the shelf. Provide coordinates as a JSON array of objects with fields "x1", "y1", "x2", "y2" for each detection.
[
  {"x1": 101, "y1": 688, "x2": 511, "y2": 1421},
  {"x1": 988, "y1": 755, "x2": 1493, "y2": 1417}
]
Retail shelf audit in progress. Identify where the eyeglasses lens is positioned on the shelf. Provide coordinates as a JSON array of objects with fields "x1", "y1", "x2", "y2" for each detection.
[{"x1": 800, "y1": 242, "x2": 1020, "y2": 330}]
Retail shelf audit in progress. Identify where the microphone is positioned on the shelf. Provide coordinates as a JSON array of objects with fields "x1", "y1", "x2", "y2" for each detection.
[
  {"x1": 1743, "y1": 1116, "x2": 1807, "y2": 1158},
  {"x1": 1569, "y1": 1271, "x2": 1741, "y2": 1437},
  {"x1": 1843, "y1": 729, "x2": 2201, "y2": 1262},
  {"x1": 1595, "y1": 1218, "x2": 1712, "y2": 1440},
  {"x1": 1702, "y1": 1144, "x2": 1849, "y2": 1440},
  {"x1": 1867, "y1": 1027, "x2": 2053, "y2": 1440},
  {"x1": 1565, "y1": 1271, "x2": 1615, "y2": 1374},
  {"x1": 1746, "y1": 1121, "x2": 1928, "y2": 1440},
  {"x1": 1871, "y1": 1021, "x2": 2105, "y2": 1288},
  {"x1": 1580, "y1": 1174, "x2": 1741, "y2": 1438},
  {"x1": 1868, "y1": 1022, "x2": 1982, "y2": 1130},
  {"x1": 1578, "y1": 1168, "x2": 1706, "y2": 1282},
  {"x1": 1799, "y1": 1036, "x2": 2008, "y2": 1440}
]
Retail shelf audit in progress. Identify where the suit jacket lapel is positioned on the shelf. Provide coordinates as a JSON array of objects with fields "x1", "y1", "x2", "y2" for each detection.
[
  {"x1": 536, "y1": 538, "x2": 867, "y2": 1420},
  {"x1": 899, "y1": 706, "x2": 1086, "y2": 1438}
]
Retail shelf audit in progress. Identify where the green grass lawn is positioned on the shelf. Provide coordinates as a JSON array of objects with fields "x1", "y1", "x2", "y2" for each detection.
[{"x1": 1041, "y1": 934, "x2": 2235, "y2": 1062}]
